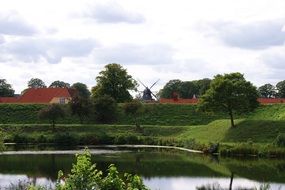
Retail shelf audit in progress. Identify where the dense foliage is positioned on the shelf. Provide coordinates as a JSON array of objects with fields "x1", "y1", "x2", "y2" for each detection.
[
  {"x1": 0, "y1": 79, "x2": 14, "y2": 97},
  {"x1": 276, "y1": 80, "x2": 285, "y2": 98},
  {"x1": 92, "y1": 63, "x2": 137, "y2": 102},
  {"x1": 28, "y1": 78, "x2": 47, "y2": 88},
  {"x1": 199, "y1": 72, "x2": 259, "y2": 127},
  {"x1": 258, "y1": 83, "x2": 276, "y2": 98},
  {"x1": 93, "y1": 95, "x2": 118, "y2": 123},
  {"x1": 71, "y1": 82, "x2": 91, "y2": 99},
  {"x1": 160, "y1": 78, "x2": 211, "y2": 99},
  {"x1": 49, "y1": 80, "x2": 70, "y2": 88},
  {"x1": 70, "y1": 95, "x2": 92, "y2": 124}
]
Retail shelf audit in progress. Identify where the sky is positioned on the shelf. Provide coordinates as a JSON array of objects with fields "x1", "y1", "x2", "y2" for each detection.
[{"x1": 0, "y1": 0, "x2": 285, "y2": 94}]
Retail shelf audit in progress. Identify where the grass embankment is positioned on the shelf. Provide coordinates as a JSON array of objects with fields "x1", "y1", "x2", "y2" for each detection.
[
  {"x1": 0, "y1": 103, "x2": 227, "y2": 125},
  {"x1": 1, "y1": 104, "x2": 285, "y2": 157}
]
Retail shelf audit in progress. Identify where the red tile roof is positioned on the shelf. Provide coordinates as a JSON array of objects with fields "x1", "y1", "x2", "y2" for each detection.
[
  {"x1": 18, "y1": 88, "x2": 73, "y2": 104},
  {"x1": 0, "y1": 97, "x2": 19, "y2": 103},
  {"x1": 258, "y1": 98, "x2": 285, "y2": 104}
]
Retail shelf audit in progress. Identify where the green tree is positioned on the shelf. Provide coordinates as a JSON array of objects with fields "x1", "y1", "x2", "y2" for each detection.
[
  {"x1": 160, "y1": 79, "x2": 182, "y2": 98},
  {"x1": 38, "y1": 104, "x2": 65, "y2": 130},
  {"x1": 123, "y1": 100, "x2": 144, "y2": 129},
  {"x1": 199, "y1": 73, "x2": 259, "y2": 127},
  {"x1": 258, "y1": 83, "x2": 276, "y2": 98},
  {"x1": 49, "y1": 80, "x2": 70, "y2": 88},
  {"x1": 180, "y1": 81, "x2": 198, "y2": 98},
  {"x1": 70, "y1": 95, "x2": 92, "y2": 124},
  {"x1": 71, "y1": 82, "x2": 91, "y2": 99},
  {"x1": 28, "y1": 78, "x2": 46, "y2": 88},
  {"x1": 276, "y1": 80, "x2": 285, "y2": 98},
  {"x1": 93, "y1": 63, "x2": 137, "y2": 103},
  {"x1": 195, "y1": 78, "x2": 212, "y2": 97},
  {"x1": 93, "y1": 95, "x2": 118, "y2": 123},
  {"x1": 0, "y1": 79, "x2": 14, "y2": 97}
]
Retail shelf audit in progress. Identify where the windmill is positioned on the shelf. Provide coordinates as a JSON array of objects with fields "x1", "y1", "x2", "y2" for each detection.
[{"x1": 137, "y1": 79, "x2": 160, "y2": 101}]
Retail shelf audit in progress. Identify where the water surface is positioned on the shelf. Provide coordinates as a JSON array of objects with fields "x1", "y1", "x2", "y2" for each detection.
[{"x1": 0, "y1": 146, "x2": 284, "y2": 190}]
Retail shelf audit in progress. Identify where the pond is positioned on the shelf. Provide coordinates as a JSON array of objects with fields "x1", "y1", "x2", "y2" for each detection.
[{"x1": 0, "y1": 145, "x2": 285, "y2": 190}]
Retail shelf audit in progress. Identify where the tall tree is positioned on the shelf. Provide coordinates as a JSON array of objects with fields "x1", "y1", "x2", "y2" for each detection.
[
  {"x1": 199, "y1": 73, "x2": 259, "y2": 127},
  {"x1": 28, "y1": 78, "x2": 46, "y2": 88},
  {"x1": 195, "y1": 78, "x2": 212, "y2": 97},
  {"x1": 71, "y1": 82, "x2": 91, "y2": 99},
  {"x1": 258, "y1": 83, "x2": 276, "y2": 98},
  {"x1": 49, "y1": 80, "x2": 70, "y2": 88},
  {"x1": 92, "y1": 63, "x2": 137, "y2": 102},
  {"x1": 70, "y1": 95, "x2": 92, "y2": 124},
  {"x1": 160, "y1": 79, "x2": 182, "y2": 98},
  {"x1": 0, "y1": 79, "x2": 14, "y2": 97},
  {"x1": 180, "y1": 81, "x2": 198, "y2": 98},
  {"x1": 276, "y1": 80, "x2": 285, "y2": 98}
]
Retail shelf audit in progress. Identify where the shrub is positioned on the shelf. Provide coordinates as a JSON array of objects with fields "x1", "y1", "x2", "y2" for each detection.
[
  {"x1": 93, "y1": 95, "x2": 118, "y2": 123},
  {"x1": 38, "y1": 104, "x2": 65, "y2": 130},
  {"x1": 53, "y1": 133, "x2": 78, "y2": 145},
  {"x1": 123, "y1": 100, "x2": 144, "y2": 129},
  {"x1": 55, "y1": 149, "x2": 149, "y2": 190}
]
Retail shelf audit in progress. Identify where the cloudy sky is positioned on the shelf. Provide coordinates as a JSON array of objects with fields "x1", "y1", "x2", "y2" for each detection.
[{"x1": 0, "y1": 0, "x2": 285, "y2": 93}]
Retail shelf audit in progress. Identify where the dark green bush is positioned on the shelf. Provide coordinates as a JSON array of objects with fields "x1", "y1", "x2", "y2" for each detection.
[{"x1": 53, "y1": 133, "x2": 79, "y2": 145}]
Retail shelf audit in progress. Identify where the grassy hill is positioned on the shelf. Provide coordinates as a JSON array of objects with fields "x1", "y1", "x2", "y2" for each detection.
[
  {"x1": 0, "y1": 103, "x2": 228, "y2": 125},
  {"x1": 1, "y1": 103, "x2": 285, "y2": 156}
]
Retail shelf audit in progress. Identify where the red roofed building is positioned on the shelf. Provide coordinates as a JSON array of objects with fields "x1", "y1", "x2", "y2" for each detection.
[{"x1": 17, "y1": 88, "x2": 75, "y2": 104}]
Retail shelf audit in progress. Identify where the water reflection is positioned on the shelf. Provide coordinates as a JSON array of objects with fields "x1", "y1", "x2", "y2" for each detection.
[{"x1": 0, "y1": 147, "x2": 284, "y2": 190}]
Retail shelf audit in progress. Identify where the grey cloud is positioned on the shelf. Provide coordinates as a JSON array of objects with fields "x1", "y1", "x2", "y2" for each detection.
[
  {"x1": 84, "y1": 3, "x2": 145, "y2": 24},
  {"x1": 0, "y1": 12, "x2": 38, "y2": 36},
  {"x1": 261, "y1": 49, "x2": 285, "y2": 71},
  {"x1": 93, "y1": 44, "x2": 173, "y2": 65},
  {"x1": 210, "y1": 20, "x2": 285, "y2": 49},
  {"x1": 1, "y1": 38, "x2": 98, "y2": 63}
]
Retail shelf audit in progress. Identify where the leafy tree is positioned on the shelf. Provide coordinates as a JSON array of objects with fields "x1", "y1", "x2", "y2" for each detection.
[
  {"x1": 93, "y1": 63, "x2": 138, "y2": 103},
  {"x1": 49, "y1": 80, "x2": 70, "y2": 88},
  {"x1": 123, "y1": 100, "x2": 144, "y2": 129},
  {"x1": 276, "y1": 80, "x2": 285, "y2": 98},
  {"x1": 28, "y1": 78, "x2": 46, "y2": 88},
  {"x1": 180, "y1": 81, "x2": 198, "y2": 98},
  {"x1": 195, "y1": 78, "x2": 212, "y2": 97},
  {"x1": 258, "y1": 83, "x2": 276, "y2": 98},
  {"x1": 199, "y1": 73, "x2": 259, "y2": 127},
  {"x1": 0, "y1": 79, "x2": 14, "y2": 97},
  {"x1": 160, "y1": 79, "x2": 182, "y2": 98},
  {"x1": 70, "y1": 95, "x2": 92, "y2": 124},
  {"x1": 71, "y1": 82, "x2": 90, "y2": 99},
  {"x1": 93, "y1": 95, "x2": 118, "y2": 123},
  {"x1": 38, "y1": 104, "x2": 65, "y2": 130}
]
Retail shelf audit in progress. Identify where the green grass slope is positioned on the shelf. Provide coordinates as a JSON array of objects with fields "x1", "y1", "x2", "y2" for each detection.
[{"x1": 0, "y1": 103, "x2": 227, "y2": 125}]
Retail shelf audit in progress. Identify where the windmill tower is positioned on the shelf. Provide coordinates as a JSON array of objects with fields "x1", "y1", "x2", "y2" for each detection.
[{"x1": 137, "y1": 79, "x2": 160, "y2": 101}]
